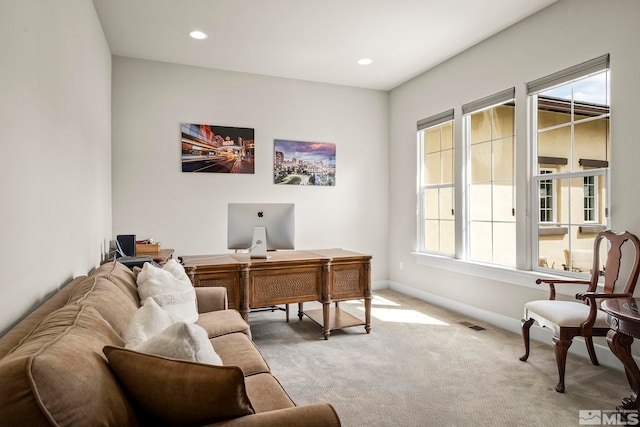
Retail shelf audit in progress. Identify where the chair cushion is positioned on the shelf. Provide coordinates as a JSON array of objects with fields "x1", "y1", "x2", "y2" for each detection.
[
  {"x1": 103, "y1": 346, "x2": 254, "y2": 426},
  {"x1": 524, "y1": 300, "x2": 609, "y2": 328}
]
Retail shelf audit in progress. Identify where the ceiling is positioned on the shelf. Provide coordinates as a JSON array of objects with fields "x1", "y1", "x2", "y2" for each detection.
[{"x1": 92, "y1": 0, "x2": 557, "y2": 91}]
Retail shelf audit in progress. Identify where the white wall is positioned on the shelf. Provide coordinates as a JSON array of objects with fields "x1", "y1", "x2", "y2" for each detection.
[
  {"x1": 389, "y1": 0, "x2": 640, "y2": 320},
  {"x1": 0, "y1": 0, "x2": 112, "y2": 334},
  {"x1": 111, "y1": 57, "x2": 389, "y2": 282}
]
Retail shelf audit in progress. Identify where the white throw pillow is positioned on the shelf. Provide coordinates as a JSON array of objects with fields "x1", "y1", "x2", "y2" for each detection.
[
  {"x1": 136, "y1": 322, "x2": 223, "y2": 365},
  {"x1": 137, "y1": 259, "x2": 198, "y2": 323},
  {"x1": 124, "y1": 297, "x2": 177, "y2": 350}
]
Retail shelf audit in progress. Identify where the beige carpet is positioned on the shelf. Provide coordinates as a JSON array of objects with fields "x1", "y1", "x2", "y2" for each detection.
[{"x1": 250, "y1": 289, "x2": 631, "y2": 427}]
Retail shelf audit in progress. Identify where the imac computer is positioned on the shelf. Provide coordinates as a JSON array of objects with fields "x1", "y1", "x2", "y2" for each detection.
[{"x1": 227, "y1": 203, "x2": 295, "y2": 258}]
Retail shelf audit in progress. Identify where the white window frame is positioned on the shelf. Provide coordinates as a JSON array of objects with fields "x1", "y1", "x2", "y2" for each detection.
[
  {"x1": 417, "y1": 110, "x2": 455, "y2": 256},
  {"x1": 462, "y1": 89, "x2": 516, "y2": 267},
  {"x1": 539, "y1": 169, "x2": 556, "y2": 223},
  {"x1": 413, "y1": 55, "x2": 610, "y2": 287},
  {"x1": 583, "y1": 175, "x2": 598, "y2": 223},
  {"x1": 529, "y1": 56, "x2": 610, "y2": 275}
]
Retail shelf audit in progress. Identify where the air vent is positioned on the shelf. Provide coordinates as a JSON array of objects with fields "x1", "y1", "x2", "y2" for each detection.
[{"x1": 459, "y1": 321, "x2": 486, "y2": 331}]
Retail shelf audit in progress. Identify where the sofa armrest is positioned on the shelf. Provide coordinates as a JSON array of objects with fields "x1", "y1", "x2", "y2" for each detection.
[
  {"x1": 195, "y1": 287, "x2": 228, "y2": 313},
  {"x1": 205, "y1": 404, "x2": 341, "y2": 427}
]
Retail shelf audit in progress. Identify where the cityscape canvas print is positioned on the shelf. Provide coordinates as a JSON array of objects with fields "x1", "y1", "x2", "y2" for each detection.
[
  {"x1": 274, "y1": 139, "x2": 336, "y2": 186},
  {"x1": 181, "y1": 123, "x2": 255, "y2": 174}
]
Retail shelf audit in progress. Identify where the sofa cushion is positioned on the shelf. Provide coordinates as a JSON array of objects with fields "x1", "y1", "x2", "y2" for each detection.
[
  {"x1": 125, "y1": 297, "x2": 177, "y2": 349},
  {"x1": 137, "y1": 259, "x2": 198, "y2": 323},
  {"x1": 91, "y1": 259, "x2": 141, "y2": 306},
  {"x1": 68, "y1": 275, "x2": 139, "y2": 337},
  {"x1": 210, "y1": 333, "x2": 270, "y2": 376},
  {"x1": 244, "y1": 373, "x2": 296, "y2": 413},
  {"x1": 0, "y1": 276, "x2": 86, "y2": 359},
  {"x1": 136, "y1": 322, "x2": 223, "y2": 365},
  {"x1": 197, "y1": 309, "x2": 251, "y2": 339},
  {"x1": 0, "y1": 305, "x2": 137, "y2": 426},
  {"x1": 104, "y1": 346, "x2": 254, "y2": 426}
]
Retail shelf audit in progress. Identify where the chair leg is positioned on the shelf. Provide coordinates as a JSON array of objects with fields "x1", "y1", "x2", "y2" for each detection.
[
  {"x1": 520, "y1": 318, "x2": 535, "y2": 362},
  {"x1": 585, "y1": 336, "x2": 600, "y2": 366},
  {"x1": 553, "y1": 336, "x2": 573, "y2": 393}
]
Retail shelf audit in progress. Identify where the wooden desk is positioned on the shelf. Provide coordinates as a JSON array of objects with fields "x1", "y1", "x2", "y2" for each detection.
[
  {"x1": 181, "y1": 249, "x2": 372, "y2": 339},
  {"x1": 601, "y1": 298, "x2": 640, "y2": 411},
  {"x1": 152, "y1": 248, "x2": 174, "y2": 266},
  {"x1": 107, "y1": 248, "x2": 174, "y2": 268}
]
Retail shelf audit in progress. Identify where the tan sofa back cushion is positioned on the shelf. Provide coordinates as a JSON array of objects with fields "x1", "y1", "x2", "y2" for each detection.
[
  {"x1": 90, "y1": 260, "x2": 141, "y2": 306},
  {"x1": 0, "y1": 304, "x2": 138, "y2": 426},
  {"x1": 68, "y1": 275, "x2": 139, "y2": 336},
  {"x1": 0, "y1": 276, "x2": 85, "y2": 359}
]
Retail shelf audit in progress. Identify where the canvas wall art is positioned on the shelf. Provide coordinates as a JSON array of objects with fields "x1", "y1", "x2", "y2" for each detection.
[
  {"x1": 274, "y1": 139, "x2": 336, "y2": 186},
  {"x1": 181, "y1": 123, "x2": 255, "y2": 174}
]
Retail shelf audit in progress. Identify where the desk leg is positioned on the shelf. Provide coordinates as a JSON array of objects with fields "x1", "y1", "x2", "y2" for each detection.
[
  {"x1": 364, "y1": 296, "x2": 372, "y2": 334},
  {"x1": 322, "y1": 302, "x2": 330, "y2": 340},
  {"x1": 607, "y1": 329, "x2": 640, "y2": 410},
  {"x1": 298, "y1": 302, "x2": 304, "y2": 321},
  {"x1": 239, "y1": 267, "x2": 250, "y2": 322},
  {"x1": 364, "y1": 259, "x2": 372, "y2": 334}
]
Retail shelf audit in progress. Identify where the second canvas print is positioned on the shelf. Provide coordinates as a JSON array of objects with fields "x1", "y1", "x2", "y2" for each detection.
[{"x1": 274, "y1": 139, "x2": 336, "y2": 186}]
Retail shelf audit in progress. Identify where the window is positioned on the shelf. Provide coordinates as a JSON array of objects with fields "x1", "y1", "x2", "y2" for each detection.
[
  {"x1": 583, "y1": 176, "x2": 597, "y2": 222},
  {"x1": 417, "y1": 110, "x2": 455, "y2": 255},
  {"x1": 463, "y1": 89, "x2": 516, "y2": 266},
  {"x1": 415, "y1": 55, "x2": 610, "y2": 280},
  {"x1": 539, "y1": 169, "x2": 555, "y2": 223},
  {"x1": 530, "y1": 55, "x2": 610, "y2": 272}
]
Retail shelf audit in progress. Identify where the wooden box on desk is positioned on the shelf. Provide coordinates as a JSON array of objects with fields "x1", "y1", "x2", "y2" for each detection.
[{"x1": 136, "y1": 243, "x2": 160, "y2": 256}]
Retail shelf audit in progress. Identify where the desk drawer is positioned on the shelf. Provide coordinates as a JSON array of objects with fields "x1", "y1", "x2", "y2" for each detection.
[
  {"x1": 331, "y1": 264, "x2": 365, "y2": 299},
  {"x1": 250, "y1": 268, "x2": 321, "y2": 307}
]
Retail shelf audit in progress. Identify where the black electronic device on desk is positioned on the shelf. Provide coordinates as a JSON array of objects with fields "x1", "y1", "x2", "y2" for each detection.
[{"x1": 115, "y1": 234, "x2": 156, "y2": 269}]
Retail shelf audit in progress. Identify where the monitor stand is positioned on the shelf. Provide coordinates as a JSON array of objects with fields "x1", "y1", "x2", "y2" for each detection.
[{"x1": 250, "y1": 226, "x2": 268, "y2": 259}]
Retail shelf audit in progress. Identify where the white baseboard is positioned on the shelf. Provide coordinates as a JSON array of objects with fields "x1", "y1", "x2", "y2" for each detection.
[
  {"x1": 382, "y1": 280, "x2": 632, "y2": 372},
  {"x1": 372, "y1": 279, "x2": 390, "y2": 291}
]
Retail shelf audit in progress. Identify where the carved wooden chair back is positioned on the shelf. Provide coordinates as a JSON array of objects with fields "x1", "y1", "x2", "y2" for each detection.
[{"x1": 595, "y1": 231, "x2": 640, "y2": 296}]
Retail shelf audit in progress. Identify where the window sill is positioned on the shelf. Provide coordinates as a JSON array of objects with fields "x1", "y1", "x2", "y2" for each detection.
[
  {"x1": 412, "y1": 251, "x2": 591, "y2": 292},
  {"x1": 579, "y1": 225, "x2": 606, "y2": 234},
  {"x1": 538, "y1": 226, "x2": 568, "y2": 236}
]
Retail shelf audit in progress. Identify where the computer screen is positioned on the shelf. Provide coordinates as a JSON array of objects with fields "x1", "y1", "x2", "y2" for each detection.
[{"x1": 227, "y1": 203, "x2": 295, "y2": 252}]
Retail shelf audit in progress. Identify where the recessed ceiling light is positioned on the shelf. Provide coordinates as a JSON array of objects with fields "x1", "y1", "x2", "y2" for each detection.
[
  {"x1": 357, "y1": 58, "x2": 373, "y2": 65},
  {"x1": 189, "y1": 30, "x2": 208, "y2": 40}
]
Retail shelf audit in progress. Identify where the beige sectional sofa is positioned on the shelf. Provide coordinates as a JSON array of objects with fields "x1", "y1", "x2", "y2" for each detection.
[{"x1": 0, "y1": 260, "x2": 340, "y2": 426}]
